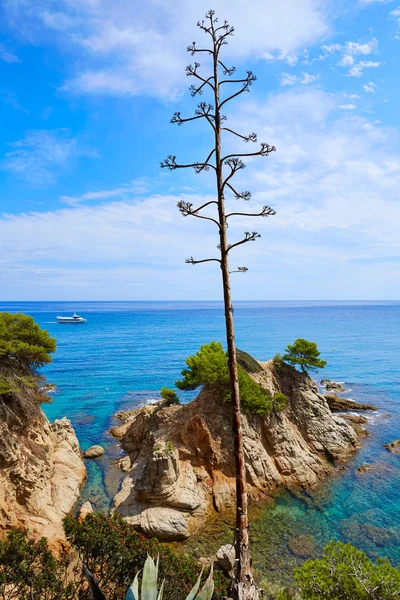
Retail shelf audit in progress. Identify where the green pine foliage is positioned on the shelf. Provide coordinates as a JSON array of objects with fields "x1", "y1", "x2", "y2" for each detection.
[
  {"x1": 175, "y1": 342, "x2": 287, "y2": 416},
  {"x1": 0, "y1": 312, "x2": 56, "y2": 426},
  {"x1": 160, "y1": 387, "x2": 179, "y2": 405},
  {"x1": 294, "y1": 541, "x2": 400, "y2": 599},
  {"x1": 281, "y1": 339, "x2": 327, "y2": 374}
]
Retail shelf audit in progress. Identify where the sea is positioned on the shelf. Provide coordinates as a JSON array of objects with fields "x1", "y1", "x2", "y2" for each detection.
[{"x1": 1, "y1": 300, "x2": 400, "y2": 587}]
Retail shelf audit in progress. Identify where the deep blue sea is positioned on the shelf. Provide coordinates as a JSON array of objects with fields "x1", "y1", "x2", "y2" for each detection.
[{"x1": 1, "y1": 300, "x2": 400, "y2": 586}]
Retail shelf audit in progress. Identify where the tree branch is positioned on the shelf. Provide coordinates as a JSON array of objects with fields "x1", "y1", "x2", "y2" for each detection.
[
  {"x1": 222, "y1": 128, "x2": 257, "y2": 143},
  {"x1": 186, "y1": 63, "x2": 215, "y2": 96},
  {"x1": 230, "y1": 266, "x2": 248, "y2": 274},
  {"x1": 160, "y1": 155, "x2": 216, "y2": 173},
  {"x1": 185, "y1": 256, "x2": 221, "y2": 265},
  {"x1": 225, "y1": 182, "x2": 252, "y2": 201},
  {"x1": 219, "y1": 72, "x2": 257, "y2": 108},
  {"x1": 218, "y1": 60, "x2": 236, "y2": 76},
  {"x1": 222, "y1": 143, "x2": 276, "y2": 162},
  {"x1": 226, "y1": 206, "x2": 276, "y2": 218},
  {"x1": 177, "y1": 200, "x2": 220, "y2": 228},
  {"x1": 227, "y1": 231, "x2": 261, "y2": 253}
]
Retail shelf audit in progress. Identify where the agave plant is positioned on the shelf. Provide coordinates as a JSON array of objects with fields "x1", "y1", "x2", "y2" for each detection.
[{"x1": 84, "y1": 554, "x2": 214, "y2": 600}]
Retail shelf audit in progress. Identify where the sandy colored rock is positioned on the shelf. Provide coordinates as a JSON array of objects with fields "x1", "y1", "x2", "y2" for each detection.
[
  {"x1": 321, "y1": 380, "x2": 345, "y2": 392},
  {"x1": 355, "y1": 464, "x2": 371, "y2": 474},
  {"x1": 216, "y1": 544, "x2": 235, "y2": 574},
  {"x1": 78, "y1": 501, "x2": 94, "y2": 522},
  {"x1": 117, "y1": 455, "x2": 131, "y2": 472},
  {"x1": 111, "y1": 361, "x2": 363, "y2": 541},
  {"x1": 384, "y1": 440, "x2": 400, "y2": 456},
  {"x1": 0, "y1": 416, "x2": 86, "y2": 551},
  {"x1": 83, "y1": 445, "x2": 105, "y2": 459}
]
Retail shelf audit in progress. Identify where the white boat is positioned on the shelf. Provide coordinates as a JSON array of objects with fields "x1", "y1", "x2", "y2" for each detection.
[{"x1": 57, "y1": 313, "x2": 87, "y2": 324}]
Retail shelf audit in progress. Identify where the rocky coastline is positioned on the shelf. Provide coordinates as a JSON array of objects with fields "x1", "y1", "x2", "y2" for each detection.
[
  {"x1": 109, "y1": 361, "x2": 370, "y2": 541},
  {"x1": 0, "y1": 413, "x2": 86, "y2": 550}
]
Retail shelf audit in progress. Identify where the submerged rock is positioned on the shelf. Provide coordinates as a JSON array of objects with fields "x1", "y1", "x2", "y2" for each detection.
[
  {"x1": 384, "y1": 440, "x2": 400, "y2": 456},
  {"x1": 83, "y1": 445, "x2": 105, "y2": 459},
  {"x1": 355, "y1": 464, "x2": 371, "y2": 474},
  {"x1": 0, "y1": 416, "x2": 86, "y2": 550},
  {"x1": 288, "y1": 534, "x2": 315, "y2": 558},
  {"x1": 111, "y1": 360, "x2": 363, "y2": 541}
]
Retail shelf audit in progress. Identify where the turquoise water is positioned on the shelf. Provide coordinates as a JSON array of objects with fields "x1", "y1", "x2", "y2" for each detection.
[{"x1": 1, "y1": 300, "x2": 400, "y2": 584}]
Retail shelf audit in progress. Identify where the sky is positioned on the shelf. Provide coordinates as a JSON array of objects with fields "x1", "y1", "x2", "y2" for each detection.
[{"x1": 0, "y1": 0, "x2": 400, "y2": 301}]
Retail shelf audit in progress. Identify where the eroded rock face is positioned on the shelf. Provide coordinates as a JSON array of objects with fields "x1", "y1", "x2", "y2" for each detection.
[
  {"x1": 111, "y1": 362, "x2": 363, "y2": 541},
  {"x1": 0, "y1": 415, "x2": 86, "y2": 550}
]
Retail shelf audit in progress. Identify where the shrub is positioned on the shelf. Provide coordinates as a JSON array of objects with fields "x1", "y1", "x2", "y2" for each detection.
[
  {"x1": 236, "y1": 349, "x2": 263, "y2": 374},
  {"x1": 294, "y1": 541, "x2": 400, "y2": 599},
  {"x1": 64, "y1": 513, "x2": 227, "y2": 600},
  {"x1": 175, "y1": 342, "x2": 286, "y2": 416},
  {"x1": 0, "y1": 529, "x2": 75, "y2": 600},
  {"x1": 160, "y1": 387, "x2": 179, "y2": 405},
  {"x1": 282, "y1": 339, "x2": 326, "y2": 374}
]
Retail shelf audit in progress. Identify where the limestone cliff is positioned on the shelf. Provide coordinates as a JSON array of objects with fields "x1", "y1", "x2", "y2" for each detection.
[
  {"x1": 0, "y1": 414, "x2": 86, "y2": 550},
  {"x1": 111, "y1": 361, "x2": 365, "y2": 541}
]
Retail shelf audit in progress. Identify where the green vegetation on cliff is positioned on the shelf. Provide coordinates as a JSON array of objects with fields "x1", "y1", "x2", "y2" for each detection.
[
  {"x1": 281, "y1": 339, "x2": 327, "y2": 374},
  {"x1": 175, "y1": 341, "x2": 286, "y2": 416},
  {"x1": 0, "y1": 312, "x2": 56, "y2": 425}
]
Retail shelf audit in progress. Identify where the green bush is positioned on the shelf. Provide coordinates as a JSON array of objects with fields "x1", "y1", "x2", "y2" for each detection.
[
  {"x1": 294, "y1": 541, "x2": 400, "y2": 599},
  {"x1": 175, "y1": 342, "x2": 286, "y2": 416},
  {"x1": 0, "y1": 529, "x2": 75, "y2": 600},
  {"x1": 282, "y1": 339, "x2": 326, "y2": 374},
  {"x1": 160, "y1": 387, "x2": 179, "y2": 405},
  {"x1": 64, "y1": 513, "x2": 227, "y2": 600},
  {"x1": 236, "y1": 349, "x2": 263, "y2": 373}
]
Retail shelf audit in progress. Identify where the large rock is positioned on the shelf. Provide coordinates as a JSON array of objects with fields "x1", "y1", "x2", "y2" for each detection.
[
  {"x1": 216, "y1": 544, "x2": 235, "y2": 574},
  {"x1": 83, "y1": 445, "x2": 105, "y2": 459},
  {"x1": 321, "y1": 380, "x2": 345, "y2": 392},
  {"x1": 324, "y1": 393, "x2": 377, "y2": 412},
  {"x1": 0, "y1": 416, "x2": 86, "y2": 550},
  {"x1": 111, "y1": 361, "x2": 363, "y2": 541}
]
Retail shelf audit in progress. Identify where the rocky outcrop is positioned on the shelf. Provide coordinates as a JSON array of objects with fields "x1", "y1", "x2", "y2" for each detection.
[
  {"x1": 324, "y1": 393, "x2": 377, "y2": 412},
  {"x1": 321, "y1": 380, "x2": 345, "y2": 392},
  {"x1": 384, "y1": 440, "x2": 400, "y2": 456},
  {"x1": 0, "y1": 415, "x2": 86, "y2": 550},
  {"x1": 111, "y1": 361, "x2": 364, "y2": 541}
]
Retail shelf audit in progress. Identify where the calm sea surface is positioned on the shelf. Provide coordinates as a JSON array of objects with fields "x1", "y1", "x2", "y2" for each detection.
[{"x1": 1, "y1": 300, "x2": 400, "y2": 586}]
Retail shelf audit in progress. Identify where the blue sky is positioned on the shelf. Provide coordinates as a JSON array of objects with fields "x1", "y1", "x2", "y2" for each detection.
[{"x1": 1, "y1": 0, "x2": 400, "y2": 300}]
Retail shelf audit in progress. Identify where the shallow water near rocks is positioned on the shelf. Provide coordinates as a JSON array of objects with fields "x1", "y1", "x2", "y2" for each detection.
[{"x1": 1, "y1": 300, "x2": 400, "y2": 586}]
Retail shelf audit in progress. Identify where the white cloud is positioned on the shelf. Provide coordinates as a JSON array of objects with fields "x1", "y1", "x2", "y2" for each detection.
[
  {"x1": 60, "y1": 180, "x2": 150, "y2": 205},
  {"x1": 279, "y1": 72, "x2": 319, "y2": 86},
  {"x1": 0, "y1": 43, "x2": 19, "y2": 63},
  {"x1": 339, "y1": 103, "x2": 357, "y2": 110},
  {"x1": 1, "y1": 129, "x2": 97, "y2": 184},
  {"x1": 2, "y1": 88, "x2": 400, "y2": 299},
  {"x1": 4, "y1": 0, "x2": 329, "y2": 99},
  {"x1": 363, "y1": 81, "x2": 377, "y2": 92},
  {"x1": 349, "y1": 60, "x2": 380, "y2": 77}
]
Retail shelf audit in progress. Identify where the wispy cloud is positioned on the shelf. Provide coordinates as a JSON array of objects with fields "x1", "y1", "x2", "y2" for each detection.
[
  {"x1": 363, "y1": 81, "x2": 377, "y2": 92},
  {"x1": 4, "y1": 0, "x2": 329, "y2": 99},
  {"x1": 2, "y1": 129, "x2": 98, "y2": 184},
  {"x1": 60, "y1": 180, "x2": 150, "y2": 205},
  {"x1": 279, "y1": 72, "x2": 319, "y2": 86},
  {"x1": 322, "y1": 37, "x2": 380, "y2": 76},
  {"x1": 348, "y1": 60, "x2": 380, "y2": 77},
  {"x1": 0, "y1": 43, "x2": 19, "y2": 63}
]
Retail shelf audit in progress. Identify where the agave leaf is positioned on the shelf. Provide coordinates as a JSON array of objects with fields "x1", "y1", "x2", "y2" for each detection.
[
  {"x1": 142, "y1": 555, "x2": 158, "y2": 600},
  {"x1": 185, "y1": 568, "x2": 203, "y2": 600},
  {"x1": 155, "y1": 553, "x2": 160, "y2": 582},
  {"x1": 156, "y1": 579, "x2": 165, "y2": 600},
  {"x1": 83, "y1": 564, "x2": 107, "y2": 600},
  {"x1": 125, "y1": 572, "x2": 139, "y2": 600},
  {"x1": 194, "y1": 564, "x2": 214, "y2": 600}
]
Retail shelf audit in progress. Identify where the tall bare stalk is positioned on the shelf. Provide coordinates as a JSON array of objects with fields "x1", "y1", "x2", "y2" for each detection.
[{"x1": 161, "y1": 11, "x2": 276, "y2": 598}]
